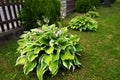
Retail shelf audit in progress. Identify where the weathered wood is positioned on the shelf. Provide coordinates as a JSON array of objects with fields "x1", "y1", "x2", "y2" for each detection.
[{"x1": 104, "y1": 0, "x2": 111, "y2": 7}]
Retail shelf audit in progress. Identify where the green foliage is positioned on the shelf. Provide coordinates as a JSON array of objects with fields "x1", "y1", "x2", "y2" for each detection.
[
  {"x1": 19, "y1": 0, "x2": 61, "y2": 30},
  {"x1": 75, "y1": 0, "x2": 100, "y2": 13},
  {"x1": 16, "y1": 24, "x2": 83, "y2": 80},
  {"x1": 86, "y1": 11, "x2": 99, "y2": 18},
  {"x1": 68, "y1": 16, "x2": 98, "y2": 32}
]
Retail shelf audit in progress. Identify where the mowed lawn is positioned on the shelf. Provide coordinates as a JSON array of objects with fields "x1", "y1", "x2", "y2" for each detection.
[{"x1": 0, "y1": 1, "x2": 120, "y2": 80}]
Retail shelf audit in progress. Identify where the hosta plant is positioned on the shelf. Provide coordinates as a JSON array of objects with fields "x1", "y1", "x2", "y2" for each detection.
[
  {"x1": 16, "y1": 24, "x2": 83, "y2": 80},
  {"x1": 86, "y1": 11, "x2": 99, "y2": 18},
  {"x1": 68, "y1": 16, "x2": 98, "y2": 32}
]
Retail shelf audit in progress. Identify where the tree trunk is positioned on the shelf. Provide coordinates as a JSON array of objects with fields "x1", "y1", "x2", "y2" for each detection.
[{"x1": 104, "y1": 0, "x2": 111, "y2": 7}]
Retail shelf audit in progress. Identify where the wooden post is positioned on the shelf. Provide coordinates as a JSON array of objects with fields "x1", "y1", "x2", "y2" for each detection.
[{"x1": 104, "y1": 0, "x2": 111, "y2": 7}]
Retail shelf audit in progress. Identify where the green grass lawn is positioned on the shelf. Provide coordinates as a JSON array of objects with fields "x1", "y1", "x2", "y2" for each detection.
[{"x1": 0, "y1": 1, "x2": 120, "y2": 80}]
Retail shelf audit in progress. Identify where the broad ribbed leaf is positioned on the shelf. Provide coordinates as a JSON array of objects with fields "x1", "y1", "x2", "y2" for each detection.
[
  {"x1": 70, "y1": 35, "x2": 79, "y2": 42},
  {"x1": 61, "y1": 42, "x2": 70, "y2": 50},
  {"x1": 52, "y1": 53, "x2": 59, "y2": 61},
  {"x1": 61, "y1": 50, "x2": 74, "y2": 60},
  {"x1": 24, "y1": 61, "x2": 37, "y2": 75},
  {"x1": 45, "y1": 46, "x2": 54, "y2": 54},
  {"x1": 43, "y1": 54, "x2": 52, "y2": 65},
  {"x1": 49, "y1": 61, "x2": 58, "y2": 75},
  {"x1": 37, "y1": 65, "x2": 46, "y2": 80},
  {"x1": 75, "y1": 44, "x2": 83, "y2": 52},
  {"x1": 62, "y1": 60, "x2": 71, "y2": 69},
  {"x1": 28, "y1": 52, "x2": 38, "y2": 62},
  {"x1": 74, "y1": 56, "x2": 81, "y2": 66},
  {"x1": 34, "y1": 47, "x2": 42, "y2": 54},
  {"x1": 20, "y1": 45, "x2": 33, "y2": 55},
  {"x1": 49, "y1": 40, "x2": 54, "y2": 47},
  {"x1": 61, "y1": 27, "x2": 68, "y2": 34},
  {"x1": 16, "y1": 55, "x2": 27, "y2": 65}
]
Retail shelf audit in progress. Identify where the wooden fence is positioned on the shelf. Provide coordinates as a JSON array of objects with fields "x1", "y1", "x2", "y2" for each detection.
[{"x1": 0, "y1": 0, "x2": 23, "y2": 33}]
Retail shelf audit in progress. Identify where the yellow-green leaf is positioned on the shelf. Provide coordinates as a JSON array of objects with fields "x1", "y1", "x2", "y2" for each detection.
[
  {"x1": 16, "y1": 55, "x2": 27, "y2": 65},
  {"x1": 45, "y1": 46, "x2": 54, "y2": 54},
  {"x1": 61, "y1": 50, "x2": 74, "y2": 60}
]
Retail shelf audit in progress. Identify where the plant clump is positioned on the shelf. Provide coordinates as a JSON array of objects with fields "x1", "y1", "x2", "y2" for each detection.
[
  {"x1": 68, "y1": 16, "x2": 98, "y2": 32},
  {"x1": 16, "y1": 24, "x2": 83, "y2": 80}
]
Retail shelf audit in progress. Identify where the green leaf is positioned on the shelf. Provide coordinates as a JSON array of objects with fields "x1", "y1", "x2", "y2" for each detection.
[
  {"x1": 74, "y1": 56, "x2": 81, "y2": 66},
  {"x1": 34, "y1": 47, "x2": 42, "y2": 54},
  {"x1": 43, "y1": 54, "x2": 52, "y2": 65},
  {"x1": 70, "y1": 35, "x2": 80, "y2": 42},
  {"x1": 49, "y1": 40, "x2": 54, "y2": 47},
  {"x1": 45, "y1": 46, "x2": 54, "y2": 54},
  {"x1": 52, "y1": 53, "x2": 59, "y2": 61},
  {"x1": 61, "y1": 42, "x2": 71, "y2": 50},
  {"x1": 61, "y1": 27, "x2": 68, "y2": 34},
  {"x1": 75, "y1": 44, "x2": 83, "y2": 52},
  {"x1": 61, "y1": 50, "x2": 74, "y2": 60},
  {"x1": 62, "y1": 60, "x2": 71, "y2": 69},
  {"x1": 24, "y1": 61, "x2": 37, "y2": 75},
  {"x1": 37, "y1": 65, "x2": 46, "y2": 80},
  {"x1": 28, "y1": 52, "x2": 38, "y2": 62},
  {"x1": 16, "y1": 55, "x2": 27, "y2": 65},
  {"x1": 49, "y1": 61, "x2": 58, "y2": 75}
]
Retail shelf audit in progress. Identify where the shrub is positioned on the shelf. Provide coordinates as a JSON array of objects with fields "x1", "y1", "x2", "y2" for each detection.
[
  {"x1": 16, "y1": 24, "x2": 83, "y2": 80},
  {"x1": 75, "y1": 0, "x2": 100, "y2": 13},
  {"x1": 19, "y1": 0, "x2": 61, "y2": 30},
  {"x1": 86, "y1": 11, "x2": 99, "y2": 18},
  {"x1": 68, "y1": 16, "x2": 98, "y2": 32}
]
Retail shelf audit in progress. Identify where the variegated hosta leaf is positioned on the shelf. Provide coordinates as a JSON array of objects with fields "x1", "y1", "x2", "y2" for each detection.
[
  {"x1": 37, "y1": 65, "x2": 47, "y2": 80},
  {"x1": 74, "y1": 56, "x2": 81, "y2": 67},
  {"x1": 45, "y1": 46, "x2": 54, "y2": 54},
  {"x1": 43, "y1": 54, "x2": 52, "y2": 65},
  {"x1": 24, "y1": 61, "x2": 37, "y2": 75},
  {"x1": 49, "y1": 61, "x2": 58, "y2": 75},
  {"x1": 61, "y1": 42, "x2": 71, "y2": 50},
  {"x1": 62, "y1": 60, "x2": 74, "y2": 70},
  {"x1": 61, "y1": 50, "x2": 74, "y2": 60},
  {"x1": 52, "y1": 53, "x2": 59, "y2": 61},
  {"x1": 61, "y1": 27, "x2": 68, "y2": 35},
  {"x1": 20, "y1": 45, "x2": 34, "y2": 55},
  {"x1": 70, "y1": 35, "x2": 79, "y2": 42},
  {"x1": 49, "y1": 40, "x2": 54, "y2": 47},
  {"x1": 34, "y1": 47, "x2": 42, "y2": 54},
  {"x1": 75, "y1": 44, "x2": 83, "y2": 52},
  {"x1": 28, "y1": 52, "x2": 38, "y2": 62},
  {"x1": 16, "y1": 55, "x2": 27, "y2": 65}
]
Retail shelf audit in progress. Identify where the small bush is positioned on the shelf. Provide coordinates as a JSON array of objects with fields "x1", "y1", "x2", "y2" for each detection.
[
  {"x1": 16, "y1": 24, "x2": 83, "y2": 80},
  {"x1": 86, "y1": 11, "x2": 99, "y2": 18},
  {"x1": 75, "y1": 0, "x2": 100, "y2": 13},
  {"x1": 19, "y1": 0, "x2": 61, "y2": 30},
  {"x1": 68, "y1": 16, "x2": 98, "y2": 32}
]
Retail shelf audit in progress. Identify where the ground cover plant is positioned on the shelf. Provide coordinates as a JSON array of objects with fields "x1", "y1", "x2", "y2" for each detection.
[
  {"x1": 16, "y1": 24, "x2": 83, "y2": 80},
  {"x1": 68, "y1": 16, "x2": 98, "y2": 31},
  {"x1": 86, "y1": 11, "x2": 99, "y2": 18},
  {"x1": 0, "y1": 0, "x2": 120, "y2": 80}
]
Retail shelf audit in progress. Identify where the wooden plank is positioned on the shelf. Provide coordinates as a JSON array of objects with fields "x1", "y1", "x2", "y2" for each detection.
[
  {"x1": 0, "y1": 14, "x2": 5, "y2": 32},
  {"x1": 6, "y1": 0, "x2": 15, "y2": 28},
  {"x1": 11, "y1": 0, "x2": 19, "y2": 27},
  {"x1": 0, "y1": 18, "x2": 19, "y2": 25},
  {"x1": 1, "y1": 0, "x2": 10, "y2": 30}
]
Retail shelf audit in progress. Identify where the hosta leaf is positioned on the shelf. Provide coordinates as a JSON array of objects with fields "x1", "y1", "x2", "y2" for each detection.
[
  {"x1": 49, "y1": 61, "x2": 58, "y2": 75},
  {"x1": 38, "y1": 38, "x2": 49, "y2": 45},
  {"x1": 62, "y1": 60, "x2": 71, "y2": 69},
  {"x1": 61, "y1": 27, "x2": 68, "y2": 34},
  {"x1": 75, "y1": 44, "x2": 83, "y2": 52},
  {"x1": 42, "y1": 25, "x2": 47, "y2": 31},
  {"x1": 52, "y1": 53, "x2": 59, "y2": 61},
  {"x1": 61, "y1": 50, "x2": 74, "y2": 60},
  {"x1": 28, "y1": 52, "x2": 38, "y2": 62},
  {"x1": 70, "y1": 35, "x2": 79, "y2": 42},
  {"x1": 74, "y1": 56, "x2": 81, "y2": 66},
  {"x1": 20, "y1": 45, "x2": 33, "y2": 55},
  {"x1": 24, "y1": 61, "x2": 37, "y2": 75},
  {"x1": 34, "y1": 47, "x2": 42, "y2": 54},
  {"x1": 16, "y1": 55, "x2": 27, "y2": 65},
  {"x1": 49, "y1": 40, "x2": 54, "y2": 47},
  {"x1": 18, "y1": 39, "x2": 26, "y2": 45},
  {"x1": 45, "y1": 46, "x2": 54, "y2": 54},
  {"x1": 61, "y1": 42, "x2": 71, "y2": 50},
  {"x1": 43, "y1": 54, "x2": 52, "y2": 65},
  {"x1": 37, "y1": 65, "x2": 47, "y2": 80}
]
